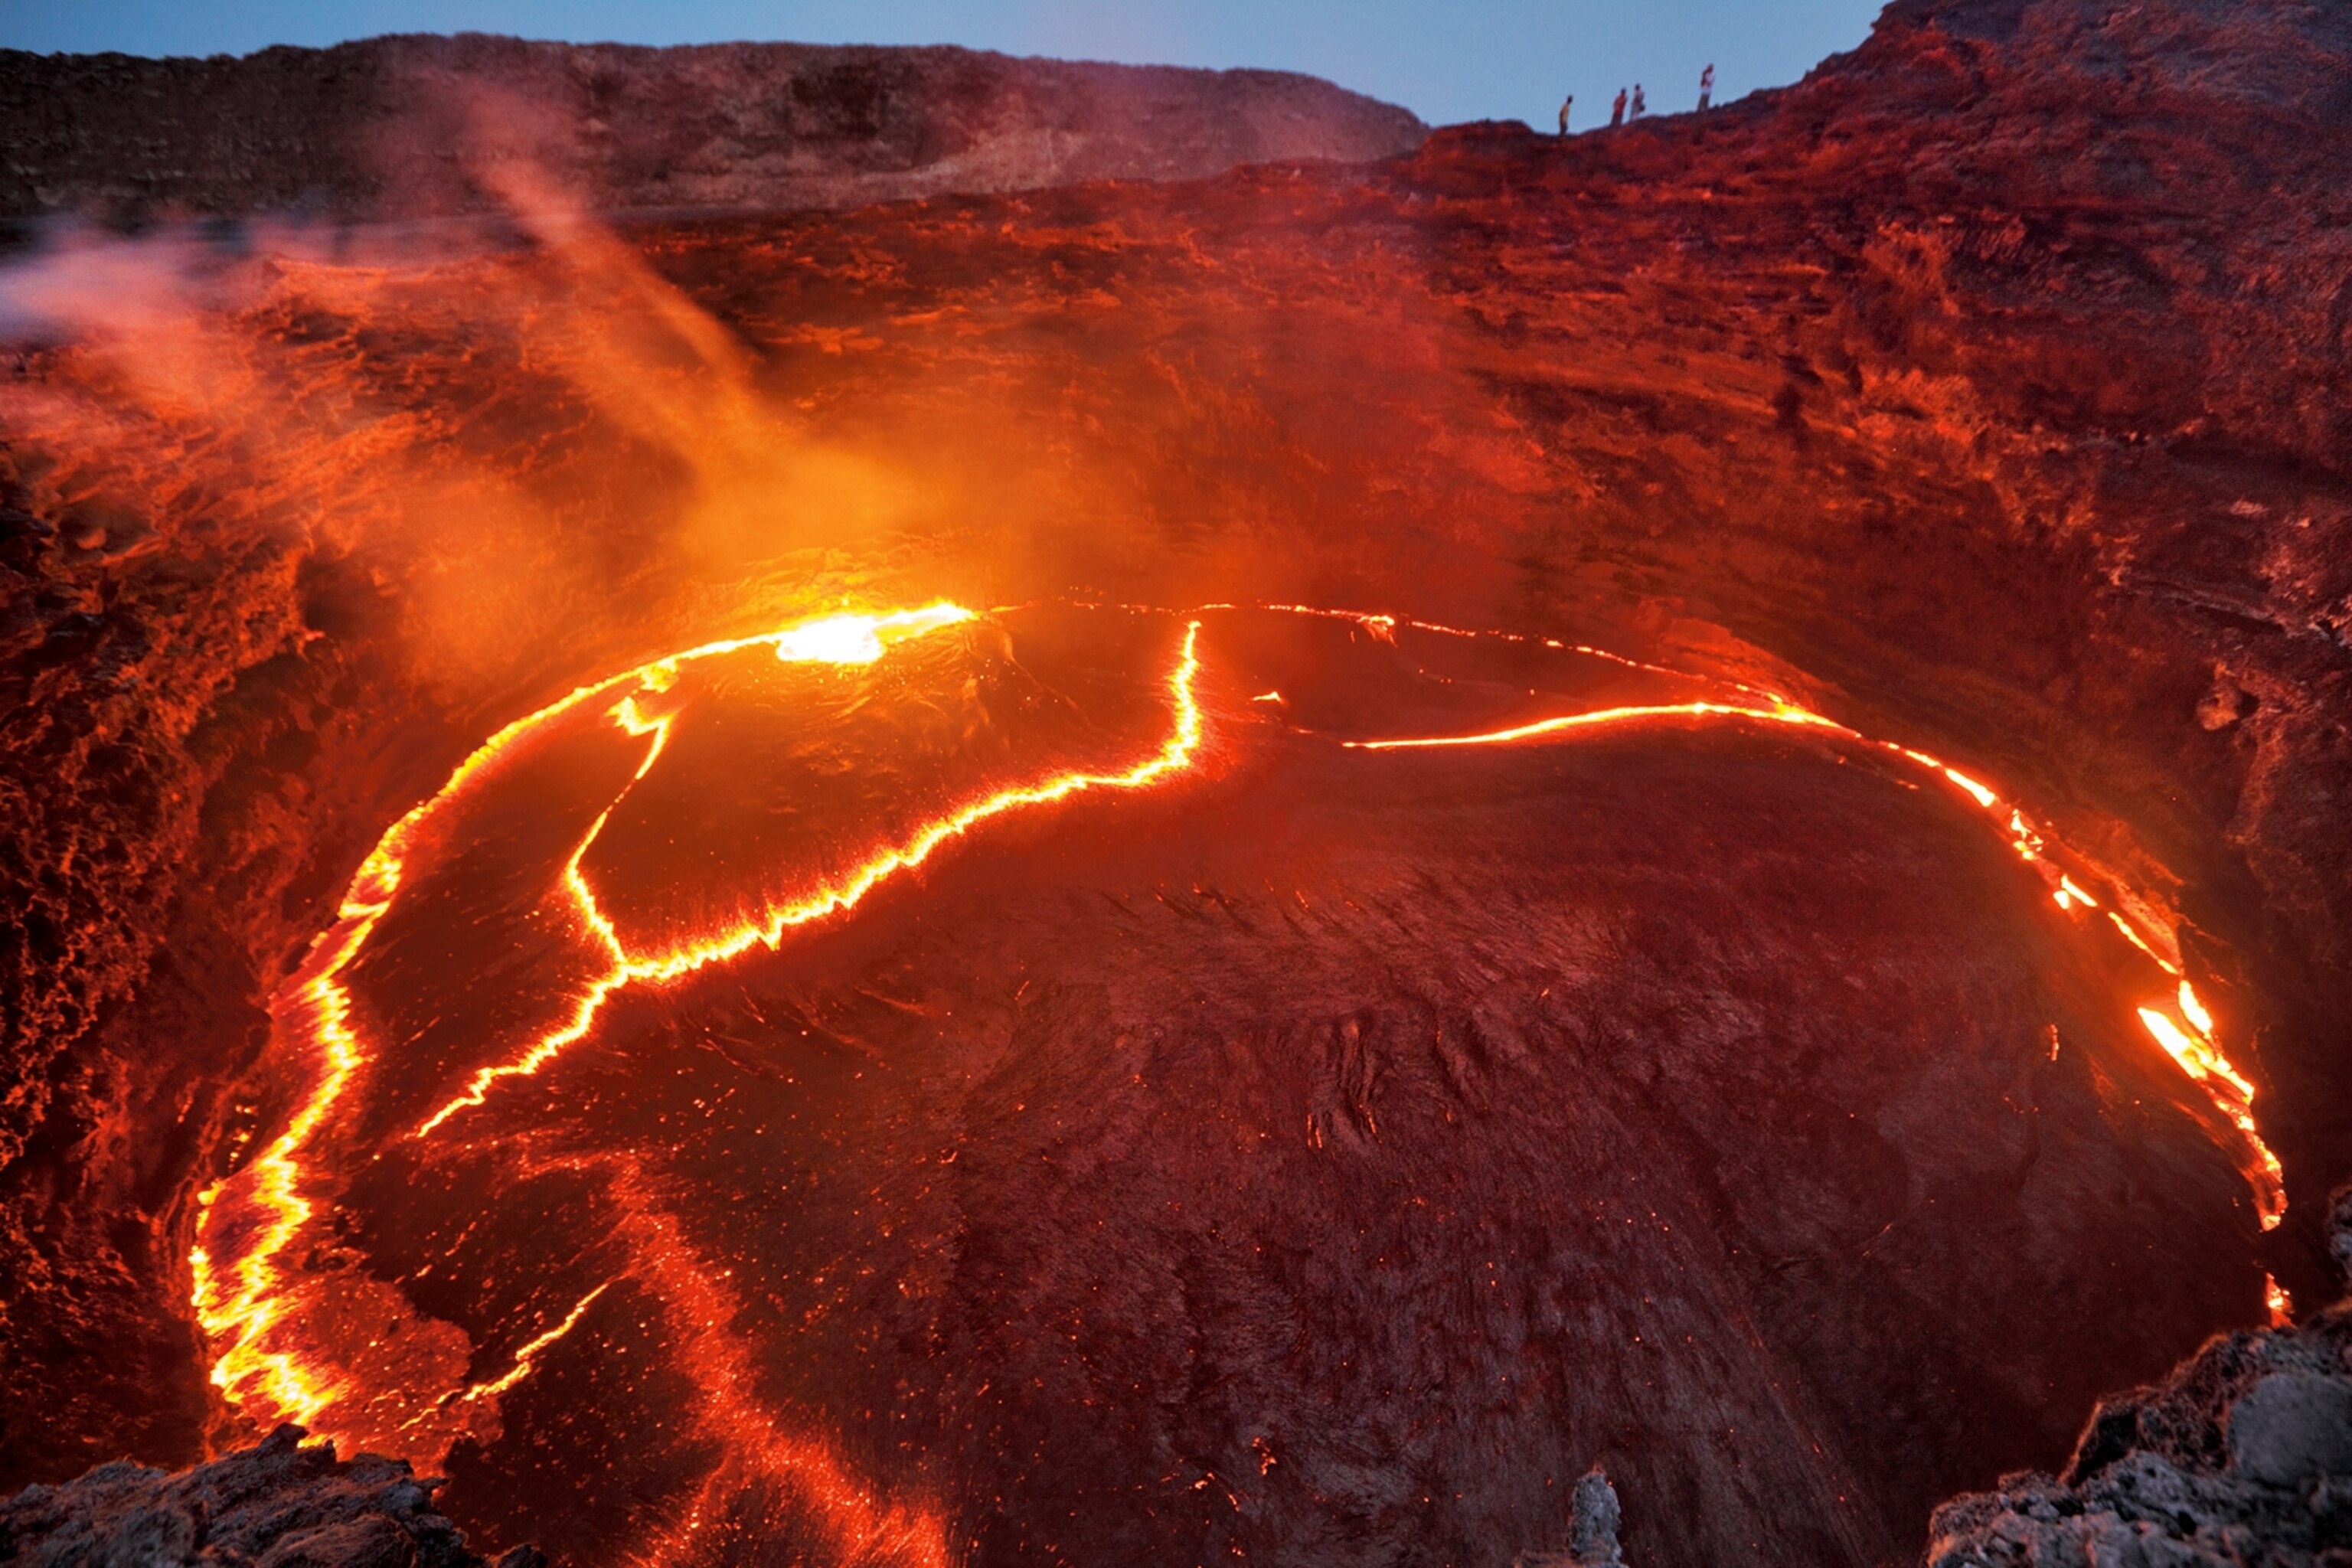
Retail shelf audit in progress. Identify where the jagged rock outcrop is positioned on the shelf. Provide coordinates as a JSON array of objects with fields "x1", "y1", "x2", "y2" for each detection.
[
  {"x1": 0, "y1": 35, "x2": 1426, "y2": 221},
  {"x1": 0, "y1": 1424, "x2": 541, "y2": 1566},
  {"x1": 1926, "y1": 1188, "x2": 2352, "y2": 1566}
]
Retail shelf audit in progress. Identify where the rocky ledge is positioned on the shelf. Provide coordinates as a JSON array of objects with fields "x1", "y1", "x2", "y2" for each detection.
[
  {"x1": 0, "y1": 1424, "x2": 541, "y2": 1568},
  {"x1": 1929, "y1": 1187, "x2": 2352, "y2": 1566},
  {"x1": 0, "y1": 34, "x2": 1426, "y2": 222}
]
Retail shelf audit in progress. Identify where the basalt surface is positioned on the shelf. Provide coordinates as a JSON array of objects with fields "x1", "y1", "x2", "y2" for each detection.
[
  {"x1": 0, "y1": 1422, "x2": 544, "y2": 1567},
  {"x1": 1, "y1": 0, "x2": 2348, "y2": 1564}
]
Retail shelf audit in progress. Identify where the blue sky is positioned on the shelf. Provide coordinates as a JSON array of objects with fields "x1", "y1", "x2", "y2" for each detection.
[{"x1": 0, "y1": 2, "x2": 1886, "y2": 129}]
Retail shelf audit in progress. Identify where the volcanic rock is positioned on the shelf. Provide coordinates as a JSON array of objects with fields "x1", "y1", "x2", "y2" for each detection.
[
  {"x1": 0, "y1": 1423, "x2": 541, "y2": 1567},
  {"x1": 1925, "y1": 1187, "x2": 2352, "y2": 1567},
  {"x1": 0, "y1": 35, "x2": 1428, "y2": 222}
]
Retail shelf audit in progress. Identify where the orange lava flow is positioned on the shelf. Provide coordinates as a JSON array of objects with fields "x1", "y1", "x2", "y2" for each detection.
[
  {"x1": 455, "y1": 1283, "x2": 611, "y2": 1406},
  {"x1": 192, "y1": 593, "x2": 2285, "y2": 1557},
  {"x1": 1086, "y1": 596, "x2": 2285, "y2": 1229},
  {"x1": 190, "y1": 915, "x2": 378, "y2": 1426},
  {"x1": 190, "y1": 603, "x2": 1206, "y2": 1553},
  {"x1": 192, "y1": 603, "x2": 983, "y2": 1440},
  {"x1": 1196, "y1": 599, "x2": 1792, "y2": 704},
  {"x1": 1310, "y1": 612, "x2": 2285, "y2": 1230},
  {"x1": 416, "y1": 616, "x2": 1203, "y2": 1135},
  {"x1": 1343, "y1": 698, "x2": 1847, "y2": 750}
]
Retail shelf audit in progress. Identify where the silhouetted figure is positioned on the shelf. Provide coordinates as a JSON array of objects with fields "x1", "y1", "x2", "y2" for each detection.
[
  {"x1": 1558, "y1": 94, "x2": 1573, "y2": 134},
  {"x1": 1698, "y1": 63, "x2": 1715, "y2": 110},
  {"x1": 1629, "y1": 83, "x2": 1646, "y2": 119},
  {"x1": 1609, "y1": 87, "x2": 1626, "y2": 126}
]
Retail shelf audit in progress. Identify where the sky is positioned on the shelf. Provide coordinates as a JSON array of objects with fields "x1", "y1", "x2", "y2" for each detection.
[{"x1": 0, "y1": 1, "x2": 1887, "y2": 130}]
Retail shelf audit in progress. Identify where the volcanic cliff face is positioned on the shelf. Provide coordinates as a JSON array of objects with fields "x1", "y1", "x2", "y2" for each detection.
[
  {"x1": 1, "y1": 0, "x2": 2349, "y2": 1564},
  {"x1": 0, "y1": 34, "x2": 1428, "y2": 220}
]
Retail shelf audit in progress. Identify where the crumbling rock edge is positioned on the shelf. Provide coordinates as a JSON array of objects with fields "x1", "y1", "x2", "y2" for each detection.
[
  {"x1": 0, "y1": 1423, "x2": 544, "y2": 1568},
  {"x1": 1925, "y1": 1185, "x2": 2352, "y2": 1566}
]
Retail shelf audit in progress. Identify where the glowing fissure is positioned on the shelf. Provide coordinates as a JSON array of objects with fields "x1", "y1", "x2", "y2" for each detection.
[
  {"x1": 191, "y1": 923, "x2": 376, "y2": 1426},
  {"x1": 191, "y1": 603, "x2": 1204, "y2": 1514},
  {"x1": 456, "y1": 1282, "x2": 611, "y2": 1405},
  {"x1": 192, "y1": 602, "x2": 984, "y2": 1439},
  {"x1": 1343, "y1": 698, "x2": 1846, "y2": 750},
  {"x1": 1060, "y1": 602, "x2": 2282, "y2": 1220},
  {"x1": 1302, "y1": 606, "x2": 2283, "y2": 1229},
  {"x1": 1193, "y1": 599, "x2": 1795, "y2": 704},
  {"x1": 191, "y1": 634, "x2": 688, "y2": 1419},
  {"x1": 191, "y1": 596, "x2": 2284, "y2": 1560},
  {"x1": 416, "y1": 616, "x2": 1204, "y2": 1136}
]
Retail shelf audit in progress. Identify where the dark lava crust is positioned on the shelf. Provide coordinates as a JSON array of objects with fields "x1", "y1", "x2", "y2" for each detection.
[{"x1": 185, "y1": 606, "x2": 2253, "y2": 1566}]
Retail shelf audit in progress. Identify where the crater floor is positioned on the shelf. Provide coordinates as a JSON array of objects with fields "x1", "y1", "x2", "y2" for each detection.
[{"x1": 195, "y1": 604, "x2": 2266, "y2": 1567}]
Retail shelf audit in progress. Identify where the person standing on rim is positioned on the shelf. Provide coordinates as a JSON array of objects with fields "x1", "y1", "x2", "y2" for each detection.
[
  {"x1": 1698, "y1": 63, "x2": 1715, "y2": 110},
  {"x1": 1609, "y1": 87, "x2": 1627, "y2": 126},
  {"x1": 1558, "y1": 93, "x2": 1573, "y2": 134},
  {"x1": 1630, "y1": 83, "x2": 1647, "y2": 119}
]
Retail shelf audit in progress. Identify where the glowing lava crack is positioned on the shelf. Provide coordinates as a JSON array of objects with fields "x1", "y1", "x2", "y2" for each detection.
[
  {"x1": 1302, "y1": 603, "x2": 2283, "y2": 1232},
  {"x1": 193, "y1": 603, "x2": 1201, "y2": 1566},
  {"x1": 189, "y1": 599, "x2": 2286, "y2": 1566},
  {"x1": 413, "y1": 612, "x2": 1203, "y2": 1137}
]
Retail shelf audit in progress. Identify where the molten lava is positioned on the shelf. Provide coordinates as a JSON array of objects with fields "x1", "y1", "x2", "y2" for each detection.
[
  {"x1": 413, "y1": 601, "x2": 1203, "y2": 1138},
  {"x1": 194, "y1": 603, "x2": 1205, "y2": 1562},
  {"x1": 1312, "y1": 609, "x2": 2282, "y2": 1228},
  {"x1": 189, "y1": 598, "x2": 2285, "y2": 1565}
]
